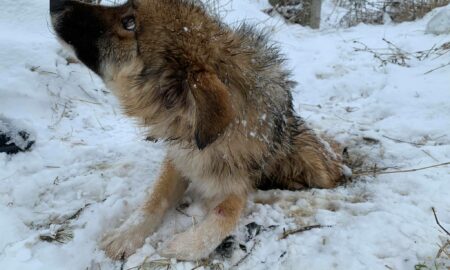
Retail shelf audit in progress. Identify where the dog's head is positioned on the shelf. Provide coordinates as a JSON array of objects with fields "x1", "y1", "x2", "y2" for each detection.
[{"x1": 50, "y1": 0, "x2": 235, "y2": 149}]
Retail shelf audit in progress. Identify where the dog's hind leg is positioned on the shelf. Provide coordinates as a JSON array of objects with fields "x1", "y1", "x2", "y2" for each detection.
[
  {"x1": 158, "y1": 193, "x2": 246, "y2": 260},
  {"x1": 288, "y1": 129, "x2": 344, "y2": 189},
  {"x1": 101, "y1": 158, "x2": 188, "y2": 260}
]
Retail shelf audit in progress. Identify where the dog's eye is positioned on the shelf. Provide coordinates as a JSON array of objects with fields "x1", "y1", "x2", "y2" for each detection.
[{"x1": 122, "y1": 16, "x2": 136, "y2": 31}]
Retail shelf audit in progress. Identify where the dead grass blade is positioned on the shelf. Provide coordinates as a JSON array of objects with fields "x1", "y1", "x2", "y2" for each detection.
[
  {"x1": 353, "y1": 162, "x2": 450, "y2": 177},
  {"x1": 279, "y1": 224, "x2": 332, "y2": 240}
]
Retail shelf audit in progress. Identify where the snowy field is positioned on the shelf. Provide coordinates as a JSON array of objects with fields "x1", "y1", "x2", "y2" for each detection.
[{"x1": 1, "y1": 0, "x2": 449, "y2": 269}]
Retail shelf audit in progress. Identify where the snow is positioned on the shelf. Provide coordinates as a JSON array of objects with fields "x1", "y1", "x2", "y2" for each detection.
[
  {"x1": 426, "y1": 6, "x2": 450, "y2": 35},
  {"x1": 1, "y1": 0, "x2": 449, "y2": 269}
]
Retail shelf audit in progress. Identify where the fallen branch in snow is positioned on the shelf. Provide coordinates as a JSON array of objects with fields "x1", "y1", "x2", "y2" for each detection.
[
  {"x1": 432, "y1": 207, "x2": 450, "y2": 237},
  {"x1": 382, "y1": 135, "x2": 426, "y2": 146},
  {"x1": 352, "y1": 162, "x2": 450, "y2": 176},
  {"x1": 279, "y1": 224, "x2": 332, "y2": 240},
  {"x1": 424, "y1": 62, "x2": 450, "y2": 75},
  {"x1": 353, "y1": 162, "x2": 450, "y2": 177},
  {"x1": 353, "y1": 40, "x2": 410, "y2": 67},
  {"x1": 353, "y1": 40, "x2": 450, "y2": 68},
  {"x1": 421, "y1": 149, "x2": 439, "y2": 162},
  {"x1": 431, "y1": 208, "x2": 450, "y2": 261},
  {"x1": 52, "y1": 102, "x2": 68, "y2": 127}
]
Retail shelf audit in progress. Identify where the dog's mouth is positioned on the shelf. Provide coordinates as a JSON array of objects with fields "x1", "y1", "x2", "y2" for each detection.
[
  {"x1": 50, "y1": 0, "x2": 106, "y2": 74},
  {"x1": 50, "y1": 0, "x2": 141, "y2": 80},
  {"x1": 49, "y1": 0, "x2": 146, "y2": 92}
]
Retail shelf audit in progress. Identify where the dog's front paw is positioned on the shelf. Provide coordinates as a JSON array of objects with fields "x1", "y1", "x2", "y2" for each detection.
[
  {"x1": 158, "y1": 230, "x2": 215, "y2": 261},
  {"x1": 101, "y1": 227, "x2": 148, "y2": 260},
  {"x1": 101, "y1": 211, "x2": 161, "y2": 260}
]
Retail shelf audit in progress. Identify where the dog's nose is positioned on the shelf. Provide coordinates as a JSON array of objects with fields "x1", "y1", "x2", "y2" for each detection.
[{"x1": 50, "y1": 0, "x2": 67, "y2": 14}]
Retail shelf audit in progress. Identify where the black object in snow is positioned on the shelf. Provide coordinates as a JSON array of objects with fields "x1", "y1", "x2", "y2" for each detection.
[{"x1": 0, "y1": 130, "x2": 34, "y2": 154}]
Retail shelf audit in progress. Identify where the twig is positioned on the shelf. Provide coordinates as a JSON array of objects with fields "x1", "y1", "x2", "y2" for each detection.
[
  {"x1": 71, "y1": 98, "x2": 101, "y2": 105},
  {"x1": 354, "y1": 165, "x2": 401, "y2": 175},
  {"x1": 353, "y1": 162, "x2": 450, "y2": 177},
  {"x1": 78, "y1": 85, "x2": 102, "y2": 104},
  {"x1": 431, "y1": 134, "x2": 447, "y2": 142},
  {"x1": 382, "y1": 135, "x2": 425, "y2": 146},
  {"x1": 421, "y1": 44, "x2": 436, "y2": 60},
  {"x1": 66, "y1": 203, "x2": 92, "y2": 221},
  {"x1": 424, "y1": 62, "x2": 450, "y2": 75},
  {"x1": 45, "y1": 165, "x2": 61, "y2": 169},
  {"x1": 353, "y1": 40, "x2": 450, "y2": 69},
  {"x1": 436, "y1": 240, "x2": 450, "y2": 259},
  {"x1": 279, "y1": 224, "x2": 332, "y2": 240},
  {"x1": 382, "y1": 38, "x2": 410, "y2": 56},
  {"x1": 432, "y1": 207, "x2": 450, "y2": 237},
  {"x1": 333, "y1": 114, "x2": 370, "y2": 125},
  {"x1": 95, "y1": 116, "x2": 106, "y2": 130},
  {"x1": 231, "y1": 240, "x2": 259, "y2": 269},
  {"x1": 53, "y1": 102, "x2": 68, "y2": 127},
  {"x1": 421, "y1": 149, "x2": 439, "y2": 162},
  {"x1": 333, "y1": 113, "x2": 354, "y2": 123},
  {"x1": 353, "y1": 41, "x2": 389, "y2": 66}
]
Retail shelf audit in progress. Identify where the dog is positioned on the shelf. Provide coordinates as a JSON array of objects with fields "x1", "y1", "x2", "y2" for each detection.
[{"x1": 50, "y1": 0, "x2": 345, "y2": 261}]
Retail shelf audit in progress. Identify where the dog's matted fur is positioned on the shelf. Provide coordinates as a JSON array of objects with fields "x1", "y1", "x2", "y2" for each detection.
[{"x1": 50, "y1": 0, "x2": 345, "y2": 260}]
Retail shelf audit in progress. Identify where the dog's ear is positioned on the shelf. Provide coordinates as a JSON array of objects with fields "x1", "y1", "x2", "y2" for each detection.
[{"x1": 189, "y1": 72, "x2": 234, "y2": 150}]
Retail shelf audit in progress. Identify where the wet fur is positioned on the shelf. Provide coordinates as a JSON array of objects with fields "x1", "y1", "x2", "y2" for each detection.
[{"x1": 51, "y1": 0, "x2": 344, "y2": 261}]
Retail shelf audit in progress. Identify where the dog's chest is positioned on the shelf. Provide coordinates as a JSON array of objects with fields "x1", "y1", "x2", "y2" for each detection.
[{"x1": 167, "y1": 146, "x2": 250, "y2": 198}]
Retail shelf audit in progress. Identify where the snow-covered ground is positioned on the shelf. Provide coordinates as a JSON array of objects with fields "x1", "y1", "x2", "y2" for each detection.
[{"x1": 1, "y1": 0, "x2": 449, "y2": 269}]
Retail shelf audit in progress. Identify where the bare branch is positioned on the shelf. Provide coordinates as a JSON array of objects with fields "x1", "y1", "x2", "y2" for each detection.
[
  {"x1": 353, "y1": 162, "x2": 450, "y2": 177},
  {"x1": 279, "y1": 224, "x2": 332, "y2": 240},
  {"x1": 432, "y1": 207, "x2": 450, "y2": 237},
  {"x1": 382, "y1": 135, "x2": 425, "y2": 146}
]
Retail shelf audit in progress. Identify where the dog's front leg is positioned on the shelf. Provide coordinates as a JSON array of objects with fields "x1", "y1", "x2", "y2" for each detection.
[
  {"x1": 101, "y1": 159, "x2": 188, "y2": 260},
  {"x1": 159, "y1": 193, "x2": 246, "y2": 261}
]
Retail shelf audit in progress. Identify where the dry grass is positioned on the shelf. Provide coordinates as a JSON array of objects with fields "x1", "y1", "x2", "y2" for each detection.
[
  {"x1": 337, "y1": 0, "x2": 450, "y2": 27},
  {"x1": 352, "y1": 161, "x2": 450, "y2": 177},
  {"x1": 266, "y1": 0, "x2": 312, "y2": 26},
  {"x1": 125, "y1": 258, "x2": 224, "y2": 270},
  {"x1": 279, "y1": 224, "x2": 332, "y2": 240},
  {"x1": 353, "y1": 39, "x2": 450, "y2": 69},
  {"x1": 39, "y1": 224, "x2": 74, "y2": 243},
  {"x1": 414, "y1": 208, "x2": 450, "y2": 269},
  {"x1": 337, "y1": 0, "x2": 385, "y2": 27},
  {"x1": 266, "y1": 0, "x2": 450, "y2": 27}
]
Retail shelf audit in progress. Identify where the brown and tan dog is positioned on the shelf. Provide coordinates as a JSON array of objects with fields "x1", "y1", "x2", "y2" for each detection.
[{"x1": 50, "y1": 0, "x2": 345, "y2": 261}]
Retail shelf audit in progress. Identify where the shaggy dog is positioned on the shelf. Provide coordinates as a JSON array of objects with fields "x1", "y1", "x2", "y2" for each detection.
[{"x1": 50, "y1": 0, "x2": 345, "y2": 260}]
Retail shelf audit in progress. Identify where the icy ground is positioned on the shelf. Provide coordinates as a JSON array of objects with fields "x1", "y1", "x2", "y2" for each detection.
[{"x1": 1, "y1": 0, "x2": 449, "y2": 269}]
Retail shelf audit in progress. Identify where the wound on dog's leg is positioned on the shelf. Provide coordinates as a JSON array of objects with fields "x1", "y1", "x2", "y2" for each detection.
[{"x1": 159, "y1": 193, "x2": 246, "y2": 260}]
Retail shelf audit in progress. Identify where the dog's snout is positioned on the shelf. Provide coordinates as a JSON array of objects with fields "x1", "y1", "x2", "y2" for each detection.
[{"x1": 50, "y1": 0, "x2": 67, "y2": 14}]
